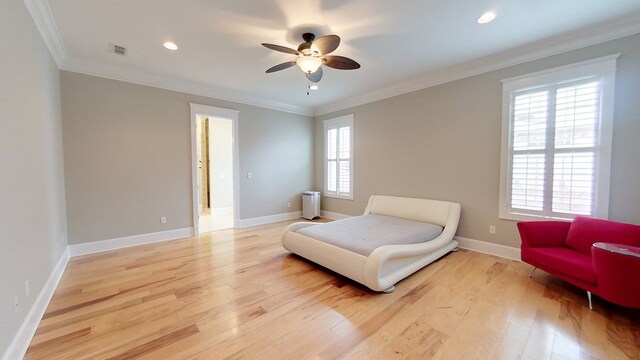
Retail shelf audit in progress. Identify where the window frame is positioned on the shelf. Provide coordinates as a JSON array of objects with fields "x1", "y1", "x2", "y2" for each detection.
[
  {"x1": 324, "y1": 114, "x2": 354, "y2": 200},
  {"x1": 498, "y1": 55, "x2": 618, "y2": 221}
]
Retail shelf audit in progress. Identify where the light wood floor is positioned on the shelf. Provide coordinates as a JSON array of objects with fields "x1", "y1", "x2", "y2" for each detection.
[{"x1": 26, "y1": 220, "x2": 640, "y2": 360}]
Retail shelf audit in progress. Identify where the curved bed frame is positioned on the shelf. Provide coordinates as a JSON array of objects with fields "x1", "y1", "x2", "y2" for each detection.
[{"x1": 282, "y1": 195, "x2": 461, "y2": 292}]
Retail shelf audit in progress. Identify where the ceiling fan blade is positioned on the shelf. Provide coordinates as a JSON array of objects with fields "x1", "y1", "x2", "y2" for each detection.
[
  {"x1": 261, "y1": 43, "x2": 300, "y2": 55},
  {"x1": 310, "y1": 35, "x2": 340, "y2": 55},
  {"x1": 265, "y1": 61, "x2": 297, "y2": 73},
  {"x1": 305, "y1": 67, "x2": 323, "y2": 83},
  {"x1": 323, "y1": 55, "x2": 361, "y2": 70}
]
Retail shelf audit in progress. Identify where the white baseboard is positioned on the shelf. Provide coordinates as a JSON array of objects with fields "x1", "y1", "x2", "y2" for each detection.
[
  {"x1": 2, "y1": 247, "x2": 70, "y2": 360},
  {"x1": 237, "y1": 211, "x2": 302, "y2": 228},
  {"x1": 69, "y1": 227, "x2": 194, "y2": 257},
  {"x1": 455, "y1": 236, "x2": 521, "y2": 261},
  {"x1": 0, "y1": 225, "x2": 519, "y2": 360},
  {"x1": 320, "y1": 210, "x2": 352, "y2": 220}
]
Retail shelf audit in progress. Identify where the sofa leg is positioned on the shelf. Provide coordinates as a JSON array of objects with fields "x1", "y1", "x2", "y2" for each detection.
[
  {"x1": 383, "y1": 285, "x2": 395, "y2": 293},
  {"x1": 528, "y1": 267, "x2": 537, "y2": 278},
  {"x1": 587, "y1": 291, "x2": 593, "y2": 310}
]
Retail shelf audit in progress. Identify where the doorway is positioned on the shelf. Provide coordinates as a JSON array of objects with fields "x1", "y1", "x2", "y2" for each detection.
[{"x1": 190, "y1": 104, "x2": 239, "y2": 235}]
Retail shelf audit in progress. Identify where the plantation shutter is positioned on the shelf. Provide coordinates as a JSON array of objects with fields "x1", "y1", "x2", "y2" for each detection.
[
  {"x1": 324, "y1": 115, "x2": 354, "y2": 199},
  {"x1": 500, "y1": 55, "x2": 616, "y2": 221},
  {"x1": 509, "y1": 80, "x2": 601, "y2": 217},
  {"x1": 338, "y1": 126, "x2": 351, "y2": 194}
]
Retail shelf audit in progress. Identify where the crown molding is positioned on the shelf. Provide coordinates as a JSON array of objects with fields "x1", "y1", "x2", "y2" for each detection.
[
  {"x1": 313, "y1": 13, "x2": 640, "y2": 116},
  {"x1": 60, "y1": 56, "x2": 314, "y2": 116},
  {"x1": 25, "y1": 0, "x2": 640, "y2": 118},
  {"x1": 23, "y1": 0, "x2": 311, "y2": 115},
  {"x1": 23, "y1": 0, "x2": 67, "y2": 67}
]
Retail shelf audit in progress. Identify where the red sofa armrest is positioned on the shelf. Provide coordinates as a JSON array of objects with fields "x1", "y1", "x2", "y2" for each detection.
[
  {"x1": 592, "y1": 243, "x2": 640, "y2": 308},
  {"x1": 517, "y1": 221, "x2": 571, "y2": 248}
]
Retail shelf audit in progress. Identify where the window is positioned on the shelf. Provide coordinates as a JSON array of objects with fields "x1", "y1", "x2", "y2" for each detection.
[
  {"x1": 499, "y1": 55, "x2": 618, "y2": 221},
  {"x1": 324, "y1": 114, "x2": 354, "y2": 199}
]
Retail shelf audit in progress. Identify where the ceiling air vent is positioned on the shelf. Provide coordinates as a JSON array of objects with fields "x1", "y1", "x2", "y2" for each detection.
[{"x1": 109, "y1": 43, "x2": 127, "y2": 56}]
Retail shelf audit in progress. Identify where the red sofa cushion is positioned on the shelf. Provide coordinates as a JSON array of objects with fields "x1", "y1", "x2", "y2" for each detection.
[
  {"x1": 565, "y1": 216, "x2": 640, "y2": 254},
  {"x1": 525, "y1": 247, "x2": 597, "y2": 284}
]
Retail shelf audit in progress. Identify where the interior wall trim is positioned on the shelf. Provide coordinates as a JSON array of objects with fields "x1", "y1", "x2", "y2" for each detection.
[
  {"x1": 237, "y1": 211, "x2": 302, "y2": 228},
  {"x1": 26, "y1": 0, "x2": 640, "y2": 118},
  {"x1": 69, "y1": 211, "x2": 308, "y2": 257},
  {"x1": 189, "y1": 103, "x2": 241, "y2": 237},
  {"x1": 69, "y1": 227, "x2": 194, "y2": 257},
  {"x1": 22, "y1": 0, "x2": 67, "y2": 66},
  {"x1": 314, "y1": 14, "x2": 640, "y2": 116},
  {"x1": 320, "y1": 210, "x2": 353, "y2": 220},
  {"x1": 0, "y1": 219, "x2": 520, "y2": 360},
  {"x1": 455, "y1": 236, "x2": 521, "y2": 261},
  {"x1": 59, "y1": 57, "x2": 313, "y2": 116},
  {"x1": 2, "y1": 247, "x2": 70, "y2": 360}
]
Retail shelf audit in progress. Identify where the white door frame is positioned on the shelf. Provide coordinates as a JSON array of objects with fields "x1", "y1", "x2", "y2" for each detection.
[{"x1": 190, "y1": 103, "x2": 240, "y2": 235}]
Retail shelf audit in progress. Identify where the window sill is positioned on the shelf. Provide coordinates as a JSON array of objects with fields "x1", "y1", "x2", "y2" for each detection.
[{"x1": 498, "y1": 210, "x2": 573, "y2": 222}]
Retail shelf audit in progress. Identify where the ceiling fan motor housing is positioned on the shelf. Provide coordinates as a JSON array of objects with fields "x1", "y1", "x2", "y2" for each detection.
[
  {"x1": 298, "y1": 33, "x2": 316, "y2": 54},
  {"x1": 302, "y1": 33, "x2": 316, "y2": 43}
]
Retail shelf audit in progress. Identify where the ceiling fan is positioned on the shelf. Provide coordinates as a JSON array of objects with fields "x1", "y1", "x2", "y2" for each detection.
[{"x1": 261, "y1": 33, "x2": 360, "y2": 83}]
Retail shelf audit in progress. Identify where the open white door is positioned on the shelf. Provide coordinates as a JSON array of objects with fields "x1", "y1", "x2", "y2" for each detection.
[
  {"x1": 190, "y1": 104, "x2": 239, "y2": 235},
  {"x1": 207, "y1": 117, "x2": 234, "y2": 229}
]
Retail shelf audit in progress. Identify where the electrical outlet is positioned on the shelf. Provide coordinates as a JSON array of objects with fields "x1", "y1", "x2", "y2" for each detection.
[
  {"x1": 25, "y1": 280, "x2": 30, "y2": 297},
  {"x1": 247, "y1": 172, "x2": 252, "y2": 179},
  {"x1": 160, "y1": 217, "x2": 167, "y2": 224},
  {"x1": 489, "y1": 225, "x2": 496, "y2": 234},
  {"x1": 14, "y1": 296, "x2": 19, "y2": 313},
  {"x1": 287, "y1": 202, "x2": 291, "y2": 208}
]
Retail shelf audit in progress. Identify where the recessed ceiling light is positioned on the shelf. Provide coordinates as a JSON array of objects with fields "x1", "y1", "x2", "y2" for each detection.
[
  {"x1": 477, "y1": 11, "x2": 496, "y2": 24},
  {"x1": 309, "y1": 84, "x2": 319, "y2": 90},
  {"x1": 163, "y1": 41, "x2": 178, "y2": 50}
]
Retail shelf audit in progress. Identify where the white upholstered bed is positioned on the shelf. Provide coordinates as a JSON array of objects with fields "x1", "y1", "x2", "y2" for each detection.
[{"x1": 281, "y1": 195, "x2": 461, "y2": 292}]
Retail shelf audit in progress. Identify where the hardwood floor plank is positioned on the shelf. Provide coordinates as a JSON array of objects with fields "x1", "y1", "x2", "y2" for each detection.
[
  {"x1": 106, "y1": 324, "x2": 199, "y2": 360},
  {"x1": 26, "y1": 327, "x2": 92, "y2": 355},
  {"x1": 492, "y1": 320, "x2": 530, "y2": 359},
  {"x1": 605, "y1": 311, "x2": 640, "y2": 359},
  {"x1": 521, "y1": 301, "x2": 562, "y2": 360},
  {"x1": 319, "y1": 300, "x2": 408, "y2": 360}
]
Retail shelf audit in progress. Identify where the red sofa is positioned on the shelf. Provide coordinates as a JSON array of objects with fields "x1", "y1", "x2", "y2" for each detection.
[{"x1": 518, "y1": 216, "x2": 640, "y2": 309}]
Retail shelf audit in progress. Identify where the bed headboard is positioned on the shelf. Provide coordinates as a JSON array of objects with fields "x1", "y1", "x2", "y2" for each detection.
[{"x1": 363, "y1": 195, "x2": 459, "y2": 227}]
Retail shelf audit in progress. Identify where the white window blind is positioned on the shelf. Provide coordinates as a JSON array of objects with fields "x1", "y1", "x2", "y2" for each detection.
[
  {"x1": 500, "y1": 55, "x2": 617, "y2": 220},
  {"x1": 324, "y1": 115, "x2": 354, "y2": 199}
]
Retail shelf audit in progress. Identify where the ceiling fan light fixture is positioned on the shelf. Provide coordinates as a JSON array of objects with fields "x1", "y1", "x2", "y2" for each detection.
[{"x1": 296, "y1": 56, "x2": 322, "y2": 74}]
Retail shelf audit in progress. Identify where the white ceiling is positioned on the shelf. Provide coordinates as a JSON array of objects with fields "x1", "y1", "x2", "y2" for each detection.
[{"x1": 31, "y1": 0, "x2": 640, "y2": 115}]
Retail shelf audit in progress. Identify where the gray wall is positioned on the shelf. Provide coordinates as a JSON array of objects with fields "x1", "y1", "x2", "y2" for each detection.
[
  {"x1": 315, "y1": 33, "x2": 640, "y2": 247},
  {"x1": 0, "y1": 0, "x2": 68, "y2": 355},
  {"x1": 62, "y1": 72, "x2": 313, "y2": 244}
]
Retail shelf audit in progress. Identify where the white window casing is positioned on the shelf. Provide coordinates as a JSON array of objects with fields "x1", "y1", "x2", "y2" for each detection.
[
  {"x1": 324, "y1": 114, "x2": 354, "y2": 200},
  {"x1": 499, "y1": 54, "x2": 618, "y2": 221}
]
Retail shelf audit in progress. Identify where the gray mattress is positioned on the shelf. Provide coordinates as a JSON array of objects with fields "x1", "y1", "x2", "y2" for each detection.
[{"x1": 295, "y1": 214, "x2": 443, "y2": 256}]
